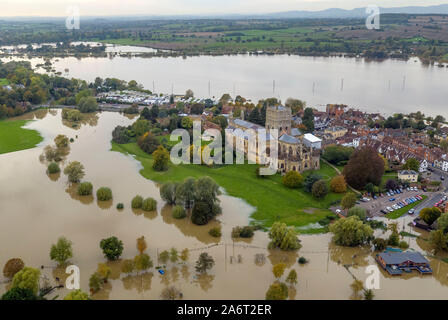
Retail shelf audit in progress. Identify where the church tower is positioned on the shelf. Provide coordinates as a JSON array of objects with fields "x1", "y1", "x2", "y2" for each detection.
[{"x1": 265, "y1": 105, "x2": 292, "y2": 135}]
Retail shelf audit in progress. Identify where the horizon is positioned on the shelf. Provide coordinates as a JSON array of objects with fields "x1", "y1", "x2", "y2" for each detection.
[{"x1": 1, "y1": 0, "x2": 448, "y2": 18}]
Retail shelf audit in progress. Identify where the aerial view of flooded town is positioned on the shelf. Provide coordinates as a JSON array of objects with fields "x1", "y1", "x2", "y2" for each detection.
[{"x1": 1, "y1": 0, "x2": 448, "y2": 307}]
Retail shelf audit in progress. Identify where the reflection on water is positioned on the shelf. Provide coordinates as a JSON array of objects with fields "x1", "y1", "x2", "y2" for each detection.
[
  {"x1": 2, "y1": 109, "x2": 448, "y2": 299},
  {"x1": 62, "y1": 112, "x2": 99, "y2": 130}
]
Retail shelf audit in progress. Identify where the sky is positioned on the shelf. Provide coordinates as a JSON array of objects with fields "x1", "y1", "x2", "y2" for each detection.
[{"x1": 1, "y1": 0, "x2": 448, "y2": 17}]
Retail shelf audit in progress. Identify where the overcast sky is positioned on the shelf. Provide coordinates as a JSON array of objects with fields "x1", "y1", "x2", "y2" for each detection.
[{"x1": 1, "y1": 0, "x2": 448, "y2": 17}]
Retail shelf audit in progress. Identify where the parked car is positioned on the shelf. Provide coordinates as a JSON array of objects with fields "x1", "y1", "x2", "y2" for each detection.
[
  {"x1": 386, "y1": 192, "x2": 391, "y2": 196},
  {"x1": 389, "y1": 198, "x2": 395, "y2": 201},
  {"x1": 386, "y1": 207, "x2": 393, "y2": 212},
  {"x1": 408, "y1": 208, "x2": 415, "y2": 214},
  {"x1": 335, "y1": 209, "x2": 341, "y2": 214},
  {"x1": 380, "y1": 209, "x2": 387, "y2": 214}
]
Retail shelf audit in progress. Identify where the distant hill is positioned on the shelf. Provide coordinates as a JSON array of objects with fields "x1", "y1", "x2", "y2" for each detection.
[{"x1": 260, "y1": 4, "x2": 448, "y2": 19}]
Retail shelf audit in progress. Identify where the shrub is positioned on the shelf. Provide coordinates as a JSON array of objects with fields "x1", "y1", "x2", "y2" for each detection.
[
  {"x1": 281, "y1": 171, "x2": 303, "y2": 188},
  {"x1": 208, "y1": 227, "x2": 222, "y2": 237},
  {"x1": 78, "y1": 182, "x2": 93, "y2": 196},
  {"x1": 141, "y1": 197, "x2": 157, "y2": 211},
  {"x1": 172, "y1": 205, "x2": 186, "y2": 219},
  {"x1": 137, "y1": 132, "x2": 159, "y2": 154},
  {"x1": 1, "y1": 287, "x2": 37, "y2": 300},
  {"x1": 298, "y1": 257, "x2": 308, "y2": 264},
  {"x1": 63, "y1": 161, "x2": 85, "y2": 183},
  {"x1": 191, "y1": 201, "x2": 216, "y2": 225},
  {"x1": 399, "y1": 241, "x2": 409, "y2": 249},
  {"x1": 347, "y1": 206, "x2": 367, "y2": 221},
  {"x1": 47, "y1": 162, "x2": 60, "y2": 174},
  {"x1": 312, "y1": 180, "x2": 329, "y2": 199},
  {"x1": 131, "y1": 195, "x2": 143, "y2": 209},
  {"x1": 330, "y1": 175, "x2": 347, "y2": 193},
  {"x1": 116, "y1": 203, "x2": 124, "y2": 210},
  {"x1": 3, "y1": 258, "x2": 24, "y2": 279},
  {"x1": 373, "y1": 238, "x2": 387, "y2": 251},
  {"x1": 99, "y1": 236, "x2": 123, "y2": 261},
  {"x1": 265, "y1": 282, "x2": 288, "y2": 300},
  {"x1": 240, "y1": 226, "x2": 255, "y2": 238},
  {"x1": 89, "y1": 272, "x2": 103, "y2": 293},
  {"x1": 97, "y1": 187, "x2": 112, "y2": 201}
]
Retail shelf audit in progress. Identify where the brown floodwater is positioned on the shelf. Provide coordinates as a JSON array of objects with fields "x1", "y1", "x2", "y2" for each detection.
[{"x1": 1, "y1": 109, "x2": 448, "y2": 300}]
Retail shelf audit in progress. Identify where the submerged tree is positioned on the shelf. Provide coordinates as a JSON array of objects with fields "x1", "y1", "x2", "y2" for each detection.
[
  {"x1": 50, "y1": 237, "x2": 73, "y2": 265},
  {"x1": 195, "y1": 252, "x2": 215, "y2": 274},
  {"x1": 268, "y1": 222, "x2": 301, "y2": 251}
]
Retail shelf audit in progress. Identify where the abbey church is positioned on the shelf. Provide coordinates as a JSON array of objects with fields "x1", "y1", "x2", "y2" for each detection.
[{"x1": 227, "y1": 105, "x2": 321, "y2": 174}]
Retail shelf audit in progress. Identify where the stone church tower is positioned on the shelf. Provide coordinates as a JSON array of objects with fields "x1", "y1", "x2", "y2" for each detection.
[{"x1": 265, "y1": 105, "x2": 292, "y2": 135}]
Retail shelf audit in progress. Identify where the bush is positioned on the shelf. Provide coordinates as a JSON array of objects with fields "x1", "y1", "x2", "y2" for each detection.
[
  {"x1": 347, "y1": 206, "x2": 367, "y2": 221},
  {"x1": 78, "y1": 182, "x2": 93, "y2": 196},
  {"x1": 281, "y1": 171, "x2": 303, "y2": 188},
  {"x1": 191, "y1": 201, "x2": 219, "y2": 225},
  {"x1": 172, "y1": 205, "x2": 186, "y2": 219},
  {"x1": 208, "y1": 227, "x2": 222, "y2": 237},
  {"x1": 330, "y1": 175, "x2": 347, "y2": 193},
  {"x1": 298, "y1": 257, "x2": 308, "y2": 264},
  {"x1": 96, "y1": 187, "x2": 112, "y2": 201},
  {"x1": 373, "y1": 238, "x2": 387, "y2": 251},
  {"x1": 240, "y1": 226, "x2": 255, "y2": 238},
  {"x1": 116, "y1": 203, "x2": 124, "y2": 210},
  {"x1": 399, "y1": 241, "x2": 409, "y2": 249},
  {"x1": 63, "y1": 161, "x2": 85, "y2": 183},
  {"x1": 3, "y1": 258, "x2": 24, "y2": 279},
  {"x1": 47, "y1": 162, "x2": 60, "y2": 174},
  {"x1": 142, "y1": 197, "x2": 157, "y2": 211},
  {"x1": 312, "y1": 180, "x2": 329, "y2": 199},
  {"x1": 131, "y1": 195, "x2": 143, "y2": 209},
  {"x1": 99, "y1": 236, "x2": 123, "y2": 261}
]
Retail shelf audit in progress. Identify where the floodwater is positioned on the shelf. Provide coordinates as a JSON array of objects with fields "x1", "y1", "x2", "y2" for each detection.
[
  {"x1": 3, "y1": 54, "x2": 448, "y2": 116},
  {"x1": 1, "y1": 110, "x2": 448, "y2": 299}
]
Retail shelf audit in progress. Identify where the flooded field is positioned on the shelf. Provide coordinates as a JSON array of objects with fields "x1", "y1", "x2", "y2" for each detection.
[{"x1": 1, "y1": 109, "x2": 448, "y2": 299}]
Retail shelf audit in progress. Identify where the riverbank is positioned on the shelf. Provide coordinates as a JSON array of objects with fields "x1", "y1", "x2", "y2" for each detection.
[
  {"x1": 0, "y1": 119, "x2": 43, "y2": 154},
  {"x1": 111, "y1": 141, "x2": 343, "y2": 233}
]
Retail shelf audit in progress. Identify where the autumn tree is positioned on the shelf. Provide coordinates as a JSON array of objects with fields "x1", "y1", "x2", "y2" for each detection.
[
  {"x1": 180, "y1": 249, "x2": 189, "y2": 262},
  {"x1": 137, "y1": 236, "x2": 147, "y2": 255},
  {"x1": 3, "y1": 258, "x2": 24, "y2": 279},
  {"x1": 343, "y1": 147, "x2": 384, "y2": 189},
  {"x1": 152, "y1": 145, "x2": 170, "y2": 171},
  {"x1": 285, "y1": 269, "x2": 298, "y2": 286},
  {"x1": 330, "y1": 175, "x2": 347, "y2": 193},
  {"x1": 265, "y1": 282, "x2": 288, "y2": 300},
  {"x1": 134, "y1": 254, "x2": 153, "y2": 273},
  {"x1": 281, "y1": 171, "x2": 303, "y2": 189},
  {"x1": 272, "y1": 263, "x2": 286, "y2": 279}
]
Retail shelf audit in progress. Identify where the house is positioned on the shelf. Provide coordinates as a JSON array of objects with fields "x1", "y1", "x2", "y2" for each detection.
[
  {"x1": 398, "y1": 170, "x2": 419, "y2": 183},
  {"x1": 376, "y1": 251, "x2": 432, "y2": 275},
  {"x1": 324, "y1": 126, "x2": 348, "y2": 139},
  {"x1": 419, "y1": 159, "x2": 429, "y2": 172}
]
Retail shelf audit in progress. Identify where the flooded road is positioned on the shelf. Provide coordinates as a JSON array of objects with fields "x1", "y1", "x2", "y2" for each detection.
[{"x1": 1, "y1": 109, "x2": 448, "y2": 299}]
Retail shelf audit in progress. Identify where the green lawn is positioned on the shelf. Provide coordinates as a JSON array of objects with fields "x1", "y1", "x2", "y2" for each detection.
[
  {"x1": 111, "y1": 142, "x2": 344, "y2": 232},
  {"x1": 0, "y1": 120, "x2": 43, "y2": 154},
  {"x1": 0, "y1": 78, "x2": 10, "y2": 86},
  {"x1": 385, "y1": 195, "x2": 428, "y2": 219}
]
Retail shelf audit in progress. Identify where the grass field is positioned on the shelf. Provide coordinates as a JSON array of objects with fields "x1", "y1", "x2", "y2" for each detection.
[
  {"x1": 385, "y1": 195, "x2": 428, "y2": 219},
  {"x1": 111, "y1": 142, "x2": 344, "y2": 232},
  {"x1": 0, "y1": 120, "x2": 43, "y2": 154}
]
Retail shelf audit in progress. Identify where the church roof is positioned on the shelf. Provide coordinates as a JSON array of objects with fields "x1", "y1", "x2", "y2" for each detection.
[{"x1": 279, "y1": 134, "x2": 299, "y2": 144}]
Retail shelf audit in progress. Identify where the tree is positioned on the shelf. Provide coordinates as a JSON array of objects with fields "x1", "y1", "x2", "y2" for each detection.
[
  {"x1": 77, "y1": 96, "x2": 98, "y2": 113},
  {"x1": 50, "y1": 237, "x2": 73, "y2": 265},
  {"x1": 285, "y1": 269, "x2": 298, "y2": 286},
  {"x1": 403, "y1": 158, "x2": 420, "y2": 172},
  {"x1": 47, "y1": 162, "x2": 60, "y2": 174},
  {"x1": 350, "y1": 279, "x2": 364, "y2": 296},
  {"x1": 195, "y1": 252, "x2": 215, "y2": 274},
  {"x1": 341, "y1": 193, "x2": 357, "y2": 210},
  {"x1": 96, "y1": 187, "x2": 112, "y2": 201},
  {"x1": 330, "y1": 175, "x2": 347, "y2": 193},
  {"x1": 3, "y1": 258, "x2": 24, "y2": 279},
  {"x1": 121, "y1": 259, "x2": 135, "y2": 274},
  {"x1": 64, "y1": 289, "x2": 90, "y2": 300},
  {"x1": 137, "y1": 132, "x2": 160, "y2": 154},
  {"x1": 134, "y1": 254, "x2": 153, "y2": 273},
  {"x1": 133, "y1": 119, "x2": 150, "y2": 137},
  {"x1": 420, "y1": 207, "x2": 442, "y2": 226},
  {"x1": 2, "y1": 287, "x2": 37, "y2": 300},
  {"x1": 373, "y1": 238, "x2": 387, "y2": 251},
  {"x1": 97, "y1": 263, "x2": 111, "y2": 281},
  {"x1": 89, "y1": 272, "x2": 103, "y2": 293},
  {"x1": 172, "y1": 205, "x2": 186, "y2": 219},
  {"x1": 160, "y1": 182, "x2": 177, "y2": 205},
  {"x1": 112, "y1": 125, "x2": 131, "y2": 144},
  {"x1": 180, "y1": 249, "x2": 189, "y2": 262},
  {"x1": 137, "y1": 236, "x2": 147, "y2": 254},
  {"x1": 54, "y1": 134, "x2": 69, "y2": 149},
  {"x1": 170, "y1": 248, "x2": 178, "y2": 263},
  {"x1": 141, "y1": 197, "x2": 157, "y2": 211},
  {"x1": 152, "y1": 145, "x2": 170, "y2": 171},
  {"x1": 272, "y1": 263, "x2": 286, "y2": 279},
  {"x1": 265, "y1": 282, "x2": 288, "y2": 300},
  {"x1": 100, "y1": 236, "x2": 123, "y2": 261},
  {"x1": 343, "y1": 147, "x2": 384, "y2": 189},
  {"x1": 63, "y1": 161, "x2": 85, "y2": 183},
  {"x1": 175, "y1": 177, "x2": 196, "y2": 208},
  {"x1": 192, "y1": 201, "x2": 216, "y2": 225},
  {"x1": 364, "y1": 289, "x2": 375, "y2": 300},
  {"x1": 185, "y1": 89, "x2": 194, "y2": 99},
  {"x1": 78, "y1": 182, "x2": 93, "y2": 196},
  {"x1": 347, "y1": 206, "x2": 367, "y2": 221},
  {"x1": 131, "y1": 195, "x2": 144, "y2": 209},
  {"x1": 437, "y1": 213, "x2": 448, "y2": 233},
  {"x1": 429, "y1": 230, "x2": 448, "y2": 253},
  {"x1": 302, "y1": 107, "x2": 314, "y2": 132},
  {"x1": 268, "y1": 222, "x2": 301, "y2": 251},
  {"x1": 159, "y1": 250, "x2": 170, "y2": 264},
  {"x1": 312, "y1": 180, "x2": 328, "y2": 199},
  {"x1": 44, "y1": 145, "x2": 63, "y2": 162},
  {"x1": 160, "y1": 286, "x2": 182, "y2": 300},
  {"x1": 11, "y1": 267, "x2": 40, "y2": 295},
  {"x1": 281, "y1": 171, "x2": 303, "y2": 188},
  {"x1": 387, "y1": 222, "x2": 400, "y2": 246},
  {"x1": 329, "y1": 216, "x2": 373, "y2": 246},
  {"x1": 285, "y1": 98, "x2": 305, "y2": 114},
  {"x1": 385, "y1": 179, "x2": 399, "y2": 191},
  {"x1": 322, "y1": 145, "x2": 353, "y2": 165},
  {"x1": 440, "y1": 139, "x2": 448, "y2": 153},
  {"x1": 304, "y1": 173, "x2": 322, "y2": 193}
]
